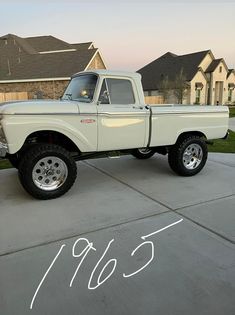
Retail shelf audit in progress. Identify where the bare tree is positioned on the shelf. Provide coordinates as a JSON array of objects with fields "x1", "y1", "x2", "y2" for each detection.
[
  {"x1": 172, "y1": 69, "x2": 189, "y2": 104},
  {"x1": 158, "y1": 75, "x2": 171, "y2": 103}
]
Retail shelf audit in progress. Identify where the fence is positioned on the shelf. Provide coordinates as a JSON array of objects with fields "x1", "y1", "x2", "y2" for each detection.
[
  {"x1": 144, "y1": 96, "x2": 164, "y2": 105},
  {"x1": 0, "y1": 92, "x2": 163, "y2": 105},
  {"x1": 0, "y1": 92, "x2": 28, "y2": 103}
]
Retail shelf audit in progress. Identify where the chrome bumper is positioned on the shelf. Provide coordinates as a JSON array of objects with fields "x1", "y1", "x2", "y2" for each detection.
[{"x1": 0, "y1": 142, "x2": 8, "y2": 158}]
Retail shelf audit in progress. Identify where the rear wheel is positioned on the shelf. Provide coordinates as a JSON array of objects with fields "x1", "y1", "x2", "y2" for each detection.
[
  {"x1": 18, "y1": 144, "x2": 77, "y2": 199},
  {"x1": 168, "y1": 135, "x2": 208, "y2": 176},
  {"x1": 131, "y1": 148, "x2": 155, "y2": 159}
]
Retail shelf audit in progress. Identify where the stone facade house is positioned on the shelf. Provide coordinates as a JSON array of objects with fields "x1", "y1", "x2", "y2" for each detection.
[
  {"x1": 0, "y1": 34, "x2": 106, "y2": 101},
  {"x1": 138, "y1": 50, "x2": 235, "y2": 105}
]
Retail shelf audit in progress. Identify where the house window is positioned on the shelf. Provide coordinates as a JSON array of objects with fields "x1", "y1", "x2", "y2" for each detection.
[
  {"x1": 219, "y1": 66, "x2": 222, "y2": 73},
  {"x1": 228, "y1": 89, "x2": 232, "y2": 102},
  {"x1": 195, "y1": 89, "x2": 201, "y2": 104}
]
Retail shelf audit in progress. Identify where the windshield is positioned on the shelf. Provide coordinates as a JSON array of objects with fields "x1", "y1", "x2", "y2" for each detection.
[{"x1": 62, "y1": 74, "x2": 98, "y2": 103}]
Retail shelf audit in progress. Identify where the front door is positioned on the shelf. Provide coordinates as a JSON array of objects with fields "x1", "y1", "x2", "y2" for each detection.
[{"x1": 97, "y1": 78, "x2": 148, "y2": 151}]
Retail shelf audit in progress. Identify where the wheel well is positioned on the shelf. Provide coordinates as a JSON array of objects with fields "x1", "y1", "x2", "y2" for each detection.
[
  {"x1": 177, "y1": 131, "x2": 207, "y2": 142},
  {"x1": 22, "y1": 131, "x2": 80, "y2": 154}
]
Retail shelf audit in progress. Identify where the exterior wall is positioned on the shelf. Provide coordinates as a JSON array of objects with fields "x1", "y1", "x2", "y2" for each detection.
[
  {"x1": 210, "y1": 61, "x2": 227, "y2": 105},
  {"x1": 199, "y1": 53, "x2": 213, "y2": 72},
  {"x1": 225, "y1": 72, "x2": 235, "y2": 105},
  {"x1": 87, "y1": 52, "x2": 106, "y2": 70},
  {"x1": 0, "y1": 80, "x2": 69, "y2": 100},
  {"x1": 190, "y1": 71, "x2": 208, "y2": 105}
]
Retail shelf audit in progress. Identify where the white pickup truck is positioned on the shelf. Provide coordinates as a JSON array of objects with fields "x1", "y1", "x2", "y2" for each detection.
[{"x1": 0, "y1": 70, "x2": 229, "y2": 199}]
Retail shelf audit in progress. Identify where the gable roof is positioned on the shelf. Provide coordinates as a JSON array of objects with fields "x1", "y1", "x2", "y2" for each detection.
[
  {"x1": 138, "y1": 50, "x2": 210, "y2": 90},
  {"x1": 227, "y1": 69, "x2": 235, "y2": 78},
  {"x1": 205, "y1": 58, "x2": 223, "y2": 73},
  {"x1": 0, "y1": 34, "x2": 105, "y2": 81}
]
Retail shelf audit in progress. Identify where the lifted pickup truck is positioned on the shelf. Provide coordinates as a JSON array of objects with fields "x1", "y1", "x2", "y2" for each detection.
[{"x1": 0, "y1": 70, "x2": 229, "y2": 199}]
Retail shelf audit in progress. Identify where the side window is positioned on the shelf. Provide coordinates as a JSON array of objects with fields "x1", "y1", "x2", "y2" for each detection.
[
  {"x1": 98, "y1": 78, "x2": 135, "y2": 105},
  {"x1": 98, "y1": 80, "x2": 110, "y2": 104}
]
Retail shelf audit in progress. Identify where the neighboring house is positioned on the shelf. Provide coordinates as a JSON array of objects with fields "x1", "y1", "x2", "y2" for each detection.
[
  {"x1": 138, "y1": 50, "x2": 235, "y2": 105},
  {"x1": 0, "y1": 34, "x2": 106, "y2": 100}
]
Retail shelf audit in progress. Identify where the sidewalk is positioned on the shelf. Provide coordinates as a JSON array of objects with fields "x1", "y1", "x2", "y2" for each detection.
[{"x1": 229, "y1": 117, "x2": 235, "y2": 131}]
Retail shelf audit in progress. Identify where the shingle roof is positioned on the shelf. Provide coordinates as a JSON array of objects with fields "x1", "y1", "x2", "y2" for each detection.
[
  {"x1": 205, "y1": 59, "x2": 222, "y2": 73},
  {"x1": 0, "y1": 34, "x2": 37, "y2": 54},
  {"x1": 138, "y1": 50, "x2": 210, "y2": 90},
  {"x1": 227, "y1": 69, "x2": 235, "y2": 78},
  {"x1": 25, "y1": 35, "x2": 72, "y2": 52},
  {"x1": 0, "y1": 34, "x2": 101, "y2": 81},
  {"x1": 0, "y1": 49, "x2": 98, "y2": 80}
]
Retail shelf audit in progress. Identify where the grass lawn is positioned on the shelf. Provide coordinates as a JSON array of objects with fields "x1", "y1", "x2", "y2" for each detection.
[
  {"x1": 229, "y1": 107, "x2": 235, "y2": 117},
  {"x1": 208, "y1": 129, "x2": 235, "y2": 153},
  {"x1": 0, "y1": 159, "x2": 12, "y2": 170}
]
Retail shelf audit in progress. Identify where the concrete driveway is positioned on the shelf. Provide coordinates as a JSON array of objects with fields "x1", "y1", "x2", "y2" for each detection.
[{"x1": 0, "y1": 153, "x2": 234, "y2": 315}]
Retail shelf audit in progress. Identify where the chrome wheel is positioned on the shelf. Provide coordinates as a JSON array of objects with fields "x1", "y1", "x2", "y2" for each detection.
[
  {"x1": 32, "y1": 156, "x2": 68, "y2": 191},
  {"x1": 182, "y1": 144, "x2": 203, "y2": 170}
]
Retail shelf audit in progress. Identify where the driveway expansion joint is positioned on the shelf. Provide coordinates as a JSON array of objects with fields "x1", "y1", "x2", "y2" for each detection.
[{"x1": 84, "y1": 160, "x2": 235, "y2": 246}]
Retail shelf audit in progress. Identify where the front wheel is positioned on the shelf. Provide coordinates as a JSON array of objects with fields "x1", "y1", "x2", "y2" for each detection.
[
  {"x1": 168, "y1": 136, "x2": 208, "y2": 176},
  {"x1": 7, "y1": 153, "x2": 21, "y2": 169},
  {"x1": 18, "y1": 144, "x2": 77, "y2": 199},
  {"x1": 131, "y1": 148, "x2": 155, "y2": 159}
]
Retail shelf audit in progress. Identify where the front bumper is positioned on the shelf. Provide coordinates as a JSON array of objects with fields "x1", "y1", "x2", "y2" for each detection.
[{"x1": 0, "y1": 142, "x2": 8, "y2": 158}]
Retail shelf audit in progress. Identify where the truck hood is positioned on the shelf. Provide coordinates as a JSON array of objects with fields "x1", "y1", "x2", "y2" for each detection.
[{"x1": 0, "y1": 100, "x2": 79, "y2": 115}]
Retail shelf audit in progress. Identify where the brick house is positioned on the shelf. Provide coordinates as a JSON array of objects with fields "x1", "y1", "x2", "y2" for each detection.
[
  {"x1": 138, "y1": 50, "x2": 235, "y2": 105},
  {"x1": 0, "y1": 34, "x2": 106, "y2": 101}
]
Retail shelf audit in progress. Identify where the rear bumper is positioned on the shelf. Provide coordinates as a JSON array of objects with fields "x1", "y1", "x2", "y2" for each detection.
[{"x1": 0, "y1": 142, "x2": 8, "y2": 158}]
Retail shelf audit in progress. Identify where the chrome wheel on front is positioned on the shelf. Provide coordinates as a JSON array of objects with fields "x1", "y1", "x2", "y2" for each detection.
[{"x1": 32, "y1": 156, "x2": 68, "y2": 191}]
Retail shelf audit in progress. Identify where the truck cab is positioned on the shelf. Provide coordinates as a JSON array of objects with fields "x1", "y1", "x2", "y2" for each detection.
[{"x1": 62, "y1": 70, "x2": 149, "y2": 151}]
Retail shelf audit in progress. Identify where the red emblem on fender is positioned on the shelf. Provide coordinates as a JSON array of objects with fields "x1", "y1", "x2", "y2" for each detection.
[{"x1": 80, "y1": 119, "x2": 96, "y2": 124}]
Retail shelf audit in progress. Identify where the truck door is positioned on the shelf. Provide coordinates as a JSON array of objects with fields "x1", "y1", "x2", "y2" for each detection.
[{"x1": 97, "y1": 77, "x2": 149, "y2": 151}]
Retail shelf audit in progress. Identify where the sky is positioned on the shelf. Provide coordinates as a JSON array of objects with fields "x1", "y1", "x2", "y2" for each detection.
[{"x1": 0, "y1": 0, "x2": 235, "y2": 70}]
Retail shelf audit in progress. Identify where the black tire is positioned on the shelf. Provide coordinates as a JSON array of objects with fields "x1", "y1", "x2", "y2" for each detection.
[
  {"x1": 7, "y1": 153, "x2": 20, "y2": 169},
  {"x1": 18, "y1": 144, "x2": 77, "y2": 200},
  {"x1": 131, "y1": 148, "x2": 155, "y2": 159},
  {"x1": 168, "y1": 135, "x2": 208, "y2": 176}
]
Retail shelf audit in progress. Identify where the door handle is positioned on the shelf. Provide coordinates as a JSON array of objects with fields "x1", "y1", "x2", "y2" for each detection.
[{"x1": 132, "y1": 106, "x2": 144, "y2": 110}]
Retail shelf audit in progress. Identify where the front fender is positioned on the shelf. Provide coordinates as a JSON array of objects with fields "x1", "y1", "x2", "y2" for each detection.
[{"x1": 1, "y1": 115, "x2": 97, "y2": 154}]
